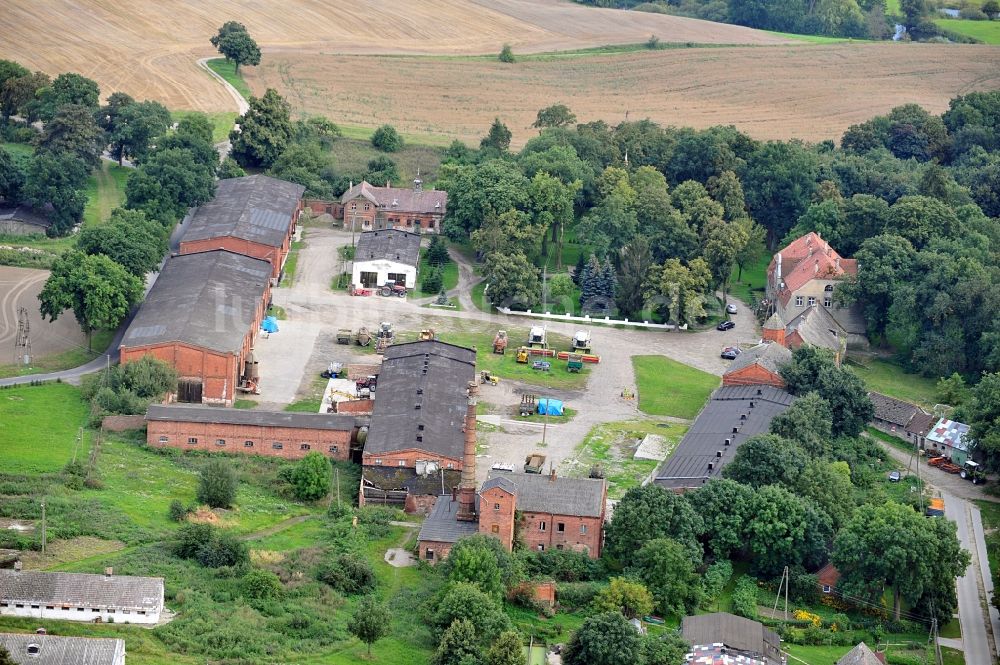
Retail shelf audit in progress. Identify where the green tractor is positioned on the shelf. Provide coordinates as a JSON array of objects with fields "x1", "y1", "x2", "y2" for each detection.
[{"x1": 960, "y1": 460, "x2": 987, "y2": 485}]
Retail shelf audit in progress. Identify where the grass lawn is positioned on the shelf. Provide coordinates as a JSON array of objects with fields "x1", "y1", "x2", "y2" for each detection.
[
  {"x1": 0, "y1": 329, "x2": 114, "y2": 379},
  {"x1": 632, "y1": 355, "x2": 719, "y2": 419},
  {"x1": 471, "y1": 280, "x2": 492, "y2": 313},
  {"x1": 0, "y1": 382, "x2": 92, "y2": 473},
  {"x1": 565, "y1": 420, "x2": 688, "y2": 499},
  {"x1": 729, "y1": 254, "x2": 770, "y2": 306},
  {"x1": 785, "y1": 643, "x2": 962, "y2": 665},
  {"x1": 763, "y1": 30, "x2": 858, "y2": 43},
  {"x1": 279, "y1": 237, "x2": 305, "y2": 286},
  {"x1": 329, "y1": 136, "x2": 446, "y2": 185},
  {"x1": 415, "y1": 256, "x2": 459, "y2": 297},
  {"x1": 82, "y1": 160, "x2": 130, "y2": 228},
  {"x1": 205, "y1": 58, "x2": 252, "y2": 100},
  {"x1": 936, "y1": 18, "x2": 1000, "y2": 43},
  {"x1": 170, "y1": 110, "x2": 238, "y2": 143},
  {"x1": 847, "y1": 358, "x2": 938, "y2": 408},
  {"x1": 233, "y1": 399, "x2": 258, "y2": 409}
]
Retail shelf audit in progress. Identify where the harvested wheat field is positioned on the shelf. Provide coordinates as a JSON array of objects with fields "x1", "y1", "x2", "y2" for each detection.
[
  {"x1": 0, "y1": 0, "x2": 791, "y2": 111},
  {"x1": 247, "y1": 43, "x2": 1000, "y2": 145}
]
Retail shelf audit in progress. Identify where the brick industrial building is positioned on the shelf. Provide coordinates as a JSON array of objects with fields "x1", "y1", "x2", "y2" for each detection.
[
  {"x1": 340, "y1": 179, "x2": 447, "y2": 234},
  {"x1": 145, "y1": 404, "x2": 360, "y2": 461},
  {"x1": 178, "y1": 175, "x2": 305, "y2": 281},
  {"x1": 360, "y1": 340, "x2": 476, "y2": 510},
  {"x1": 120, "y1": 250, "x2": 272, "y2": 405}
]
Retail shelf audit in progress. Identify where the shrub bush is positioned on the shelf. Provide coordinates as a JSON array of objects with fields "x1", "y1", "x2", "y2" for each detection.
[
  {"x1": 731, "y1": 575, "x2": 759, "y2": 620},
  {"x1": 197, "y1": 459, "x2": 238, "y2": 508},
  {"x1": 289, "y1": 452, "x2": 330, "y2": 501},
  {"x1": 168, "y1": 499, "x2": 188, "y2": 522},
  {"x1": 174, "y1": 523, "x2": 249, "y2": 568},
  {"x1": 700, "y1": 560, "x2": 733, "y2": 609},
  {"x1": 556, "y1": 581, "x2": 605, "y2": 611},
  {"x1": 316, "y1": 553, "x2": 376, "y2": 595},
  {"x1": 421, "y1": 267, "x2": 442, "y2": 294},
  {"x1": 498, "y1": 44, "x2": 516, "y2": 63},
  {"x1": 370, "y1": 124, "x2": 403, "y2": 152},
  {"x1": 519, "y1": 548, "x2": 604, "y2": 582},
  {"x1": 241, "y1": 569, "x2": 283, "y2": 600}
]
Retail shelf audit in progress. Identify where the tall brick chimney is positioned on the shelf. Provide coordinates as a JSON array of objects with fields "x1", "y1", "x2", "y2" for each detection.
[{"x1": 457, "y1": 382, "x2": 478, "y2": 522}]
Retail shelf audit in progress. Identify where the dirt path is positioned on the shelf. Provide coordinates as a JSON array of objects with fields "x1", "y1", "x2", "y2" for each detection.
[{"x1": 240, "y1": 514, "x2": 314, "y2": 542}]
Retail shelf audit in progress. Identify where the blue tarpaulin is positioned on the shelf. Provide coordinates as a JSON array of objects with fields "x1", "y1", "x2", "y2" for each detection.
[
  {"x1": 261, "y1": 316, "x2": 279, "y2": 333},
  {"x1": 537, "y1": 398, "x2": 564, "y2": 416}
]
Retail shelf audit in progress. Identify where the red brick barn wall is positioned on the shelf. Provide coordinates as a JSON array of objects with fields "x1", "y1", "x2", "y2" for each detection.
[
  {"x1": 375, "y1": 212, "x2": 444, "y2": 233},
  {"x1": 362, "y1": 448, "x2": 463, "y2": 471},
  {"x1": 146, "y1": 420, "x2": 352, "y2": 460},
  {"x1": 343, "y1": 197, "x2": 378, "y2": 231},
  {"x1": 722, "y1": 365, "x2": 786, "y2": 388},
  {"x1": 478, "y1": 486, "x2": 516, "y2": 552},
  {"x1": 519, "y1": 511, "x2": 604, "y2": 558},
  {"x1": 304, "y1": 199, "x2": 342, "y2": 218},
  {"x1": 121, "y1": 345, "x2": 239, "y2": 405},
  {"x1": 333, "y1": 399, "x2": 374, "y2": 415},
  {"x1": 417, "y1": 539, "x2": 455, "y2": 564}
]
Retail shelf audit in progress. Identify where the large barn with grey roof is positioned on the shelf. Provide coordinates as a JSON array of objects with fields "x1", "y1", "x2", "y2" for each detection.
[
  {"x1": 0, "y1": 633, "x2": 126, "y2": 665},
  {"x1": 179, "y1": 175, "x2": 305, "y2": 280},
  {"x1": 119, "y1": 250, "x2": 271, "y2": 405}
]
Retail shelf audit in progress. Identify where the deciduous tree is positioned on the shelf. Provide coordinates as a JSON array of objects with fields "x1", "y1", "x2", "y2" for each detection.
[
  {"x1": 371, "y1": 124, "x2": 403, "y2": 152},
  {"x1": 480, "y1": 118, "x2": 512, "y2": 154},
  {"x1": 211, "y1": 22, "x2": 261, "y2": 74},
  {"x1": 36, "y1": 104, "x2": 104, "y2": 168},
  {"x1": 532, "y1": 104, "x2": 576, "y2": 129},
  {"x1": 433, "y1": 619, "x2": 480, "y2": 665},
  {"x1": 483, "y1": 250, "x2": 540, "y2": 310},
  {"x1": 125, "y1": 147, "x2": 216, "y2": 224},
  {"x1": 592, "y1": 577, "x2": 654, "y2": 619},
  {"x1": 431, "y1": 582, "x2": 512, "y2": 640},
  {"x1": 289, "y1": 452, "x2": 331, "y2": 501},
  {"x1": 35, "y1": 72, "x2": 100, "y2": 121},
  {"x1": 348, "y1": 595, "x2": 391, "y2": 657},
  {"x1": 563, "y1": 612, "x2": 642, "y2": 665},
  {"x1": 230, "y1": 89, "x2": 292, "y2": 169},
  {"x1": 485, "y1": 630, "x2": 525, "y2": 665},
  {"x1": 604, "y1": 484, "x2": 703, "y2": 564},
  {"x1": 76, "y1": 208, "x2": 167, "y2": 277},
  {"x1": 197, "y1": 458, "x2": 238, "y2": 509},
  {"x1": 686, "y1": 479, "x2": 753, "y2": 560},
  {"x1": 628, "y1": 538, "x2": 702, "y2": 617},
  {"x1": 748, "y1": 485, "x2": 831, "y2": 576}
]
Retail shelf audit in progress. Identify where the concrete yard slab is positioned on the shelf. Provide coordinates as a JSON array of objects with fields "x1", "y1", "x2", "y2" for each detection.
[{"x1": 253, "y1": 318, "x2": 323, "y2": 405}]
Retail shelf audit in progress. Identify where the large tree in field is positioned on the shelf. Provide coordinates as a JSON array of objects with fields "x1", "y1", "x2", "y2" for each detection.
[
  {"x1": 76, "y1": 208, "x2": 167, "y2": 277},
  {"x1": 604, "y1": 484, "x2": 703, "y2": 564},
  {"x1": 348, "y1": 595, "x2": 391, "y2": 657},
  {"x1": 833, "y1": 501, "x2": 968, "y2": 622},
  {"x1": 36, "y1": 104, "x2": 105, "y2": 168},
  {"x1": 480, "y1": 118, "x2": 513, "y2": 154},
  {"x1": 563, "y1": 612, "x2": 643, "y2": 665},
  {"x1": 532, "y1": 104, "x2": 577, "y2": 130},
  {"x1": 211, "y1": 21, "x2": 261, "y2": 74},
  {"x1": 38, "y1": 251, "x2": 144, "y2": 348},
  {"x1": 229, "y1": 89, "x2": 293, "y2": 168}
]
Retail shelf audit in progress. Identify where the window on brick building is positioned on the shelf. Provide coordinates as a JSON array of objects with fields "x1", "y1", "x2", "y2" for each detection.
[
  {"x1": 244, "y1": 441, "x2": 254, "y2": 448},
  {"x1": 364, "y1": 203, "x2": 370, "y2": 211},
  {"x1": 491, "y1": 525, "x2": 499, "y2": 534},
  {"x1": 494, "y1": 503, "x2": 501, "y2": 511},
  {"x1": 187, "y1": 437, "x2": 198, "y2": 445},
  {"x1": 375, "y1": 459, "x2": 383, "y2": 465},
  {"x1": 539, "y1": 521, "x2": 547, "y2": 531},
  {"x1": 398, "y1": 460, "x2": 405, "y2": 466},
  {"x1": 556, "y1": 544, "x2": 563, "y2": 550},
  {"x1": 557, "y1": 523, "x2": 565, "y2": 533},
  {"x1": 300, "y1": 444, "x2": 311, "y2": 451},
  {"x1": 537, "y1": 544, "x2": 544, "y2": 551},
  {"x1": 216, "y1": 439, "x2": 225, "y2": 446},
  {"x1": 329, "y1": 445, "x2": 339, "y2": 453},
  {"x1": 446, "y1": 462, "x2": 453, "y2": 469},
  {"x1": 824, "y1": 297, "x2": 832, "y2": 307},
  {"x1": 580, "y1": 524, "x2": 587, "y2": 534},
  {"x1": 272, "y1": 443, "x2": 283, "y2": 450},
  {"x1": 795, "y1": 296, "x2": 803, "y2": 307},
  {"x1": 825, "y1": 284, "x2": 834, "y2": 292},
  {"x1": 158, "y1": 436, "x2": 168, "y2": 443},
  {"x1": 425, "y1": 549, "x2": 434, "y2": 560},
  {"x1": 350, "y1": 203, "x2": 356, "y2": 210}
]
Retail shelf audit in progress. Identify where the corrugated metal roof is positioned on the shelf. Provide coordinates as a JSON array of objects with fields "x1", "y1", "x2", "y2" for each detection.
[
  {"x1": 486, "y1": 471, "x2": 605, "y2": 518},
  {"x1": 181, "y1": 175, "x2": 304, "y2": 248},
  {"x1": 0, "y1": 569, "x2": 163, "y2": 611},
  {"x1": 416, "y1": 496, "x2": 478, "y2": 543},
  {"x1": 0, "y1": 633, "x2": 125, "y2": 665},
  {"x1": 146, "y1": 404, "x2": 358, "y2": 430},
  {"x1": 121, "y1": 250, "x2": 271, "y2": 354},
  {"x1": 682, "y1": 613, "x2": 782, "y2": 664},
  {"x1": 354, "y1": 229, "x2": 421, "y2": 267},
  {"x1": 927, "y1": 418, "x2": 970, "y2": 451}
]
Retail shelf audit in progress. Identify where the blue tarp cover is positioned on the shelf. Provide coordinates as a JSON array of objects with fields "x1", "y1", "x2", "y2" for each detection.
[
  {"x1": 261, "y1": 316, "x2": 279, "y2": 333},
  {"x1": 537, "y1": 398, "x2": 564, "y2": 416}
]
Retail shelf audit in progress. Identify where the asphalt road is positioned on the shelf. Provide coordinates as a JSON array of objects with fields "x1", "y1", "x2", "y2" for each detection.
[{"x1": 944, "y1": 493, "x2": 993, "y2": 665}]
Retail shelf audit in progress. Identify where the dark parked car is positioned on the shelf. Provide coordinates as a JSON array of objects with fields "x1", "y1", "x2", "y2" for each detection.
[
  {"x1": 717, "y1": 320, "x2": 736, "y2": 331},
  {"x1": 721, "y1": 346, "x2": 741, "y2": 360}
]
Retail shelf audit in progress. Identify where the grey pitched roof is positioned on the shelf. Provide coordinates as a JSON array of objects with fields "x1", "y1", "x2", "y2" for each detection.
[
  {"x1": 181, "y1": 175, "x2": 304, "y2": 248},
  {"x1": 485, "y1": 471, "x2": 606, "y2": 518},
  {"x1": 681, "y1": 613, "x2": 782, "y2": 664},
  {"x1": 417, "y1": 495, "x2": 479, "y2": 544},
  {"x1": 480, "y1": 475, "x2": 516, "y2": 494},
  {"x1": 906, "y1": 411, "x2": 938, "y2": 436},
  {"x1": 762, "y1": 311, "x2": 785, "y2": 331},
  {"x1": 363, "y1": 466, "x2": 462, "y2": 495},
  {"x1": 0, "y1": 633, "x2": 125, "y2": 665},
  {"x1": 654, "y1": 385, "x2": 795, "y2": 491},
  {"x1": 354, "y1": 229, "x2": 421, "y2": 267},
  {"x1": 786, "y1": 305, "x2": 843, "y2": 352},
  {"x1": 724, "y1": 342, "x2": 792, "y2": 377},
  {"x1": 868, "y1": 392, "x2": 922, "y2": 429},
  {"x1": 341, "y1": 181, "x2": 447, "y2": 215},
  {"x1": 0, "y1": 205, "x2": 51, "y2": 230},
  {"x1": 0, "y1": 569, "x2": 163, "y2": 611},
  {"x1": 364, "y1": 341, "x2": 476, "y2": 459},
  {"x1": 836, "y1": 642, "x2": 883, "y2": 665},
  {"x1": 121, "y1": 250, "x2": 271, "y2": 353},
  {"x1": 146, "y1": 404, "x2": 357, "y2": 431}
]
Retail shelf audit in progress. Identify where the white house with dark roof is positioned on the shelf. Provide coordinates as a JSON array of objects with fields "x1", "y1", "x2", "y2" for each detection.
[
  {"x1": 0, "y1": 633, "x2": 126, "y2": 665},
  {"x1": 0, "y1": 566, "x2": 163, "y2": 624},
  {"x1": 351, "y1": 229, "x2": 421, "y2": 290}
]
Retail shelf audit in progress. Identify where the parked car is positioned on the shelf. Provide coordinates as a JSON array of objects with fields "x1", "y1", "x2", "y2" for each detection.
[
  {"x1": 726, "y1": 303, "x2": 738, "y2": 314},
  {"x1": 717, "y1": 320, "x2": 736, "y2": 331},
  {"x1": 532, "y1": 360, "x2": 551, "y2": 371},
  {"x1": 721, "y1": 346, "x2": 741, "y2": 360},
  {"x1": 888, "y1": 470, "x2": 901, "y2": 483}
]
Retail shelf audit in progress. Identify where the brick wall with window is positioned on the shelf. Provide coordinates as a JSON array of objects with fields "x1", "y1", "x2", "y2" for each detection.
[
  {"x1": 147, "y1": 420, "x2": 352, "y2": 461},
  {"x1": 478, "y1": 486, "x2": 516, "y2": 551},
  {"x1": 519, "y1": 511, "x2": 604, "y2": 558}
]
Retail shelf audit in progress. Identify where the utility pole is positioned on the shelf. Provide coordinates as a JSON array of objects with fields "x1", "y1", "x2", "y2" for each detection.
[
  {"x1": 40, "y1": 499, "x2": 46, "y2": 556},
  {"x1": 336, "y1": 467, "x2": 341, "y2": 510},
  {"x1": 771, "y1": 566, "x2": 789, "y2": 622},
  {"x1": 13, "y1": 307, "x2": 31, "y2": 366}
]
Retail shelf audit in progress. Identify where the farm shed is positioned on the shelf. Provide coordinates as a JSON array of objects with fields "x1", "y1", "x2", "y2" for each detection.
[
  {"x1": 654, "y1": 385, "x2": 795, "y2": 492},
  {"x1": 682, "y1": 612, "x2": 782, "y2": 664},
  {"x1": 120, "y1": 250, "x2": 272, "y2": 406},
  {"x1": 351, "y1": 229, "x2": 421, "y2": 290},
  {"x1": 179, "y1": 175, "x2": 305, "y2": 280},
  {"x1": 0, "y1": 633, "x2": 126, "y2": 665},
  {"x1": 926, "y1": 418, "x2": 972, "y2": 466},
  {"x1": 0, "y1": 565, "x2": 163, "y2": 625},
  {"x1": 145, "y1": 404, "x2": 360, "y2": 461}
]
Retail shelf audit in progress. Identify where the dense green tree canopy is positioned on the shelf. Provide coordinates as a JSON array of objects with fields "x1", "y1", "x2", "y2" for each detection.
[
  {"x1": 76, "y1": 208, "x2": 167, "y2": 276},
  {"x1": 36, "y1": 104, "x2": 104, "y2": 168},
  {"x1": 563, "y1": 612, "x2": 643, "y2": 665},
  {"x1": 35, "y1": 72, "x2": 100, "y2": 121},
  {"x1": 197, "y1": 458, "x2": 238, "y2": 508},
  {"x1": 604, "y1": 484, "x2": 703, "y2": 564},
  {"x1": 230, "y1": 89, "x2": 293, "y2": 169},
  {"x1": 628, "y1": 538, "x2": 702, "y2": 617},
  {"x1": 348, "y1": 596, "x2": 391, "y2": 656},
  {"x1": 289, "y1": 452, "x2": 331, "y2": 501}
]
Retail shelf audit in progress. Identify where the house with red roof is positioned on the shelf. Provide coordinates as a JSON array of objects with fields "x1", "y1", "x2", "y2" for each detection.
[
  {"x1": 339, "y1": 177, "x2": 447, "y2": 234},
  {"x1": 766, "y1": 232, "x2": 868, "y2": 348}
]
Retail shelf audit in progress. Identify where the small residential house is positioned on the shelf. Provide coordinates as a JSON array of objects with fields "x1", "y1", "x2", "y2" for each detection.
[
  {"x1": 836, "y1": 642, "x2": 885, "y2": 665},
  {"x1": 722, "y1": 342, "x2": 792, "y2": 389},
  {"x1": 145, "y1": 404, "x2": 359, "y2": 461},
  {"x1": 340, "y1": 179, "x2": 447, "y2": 234},
  {"x1": 178, "y1": 175, "x2": 305, "y2": 281},
  {"x1": 868, "y1": 392, "x2": 932, "y2": 444},
  {"x1": 681, "y1": 612, "x2": 783, "y2": 665},
  {"x1": 351, "y1": 229, "x2": 421, "y2": 290},
  {"x1": 767, "y1": 232, "x2": 867, "y2": 348},
  {"x1": 119, "y1": 250, "x2": 272, "y2": 405},
  {"x1": 905, "y1": 412, "x2": 938, "y2": 451},
  {"x1": 361, "y1": 341, "x2": 476, "y2": 511},
  {"x1": 0, "y1": 565, "x2": 163, "y2": 624},
  {"x1": 926, "y1": 418, "x2": 972, "y2": 465},
  {"x1": 0, "y1": 633, "x2": 126, "y2": 665}
]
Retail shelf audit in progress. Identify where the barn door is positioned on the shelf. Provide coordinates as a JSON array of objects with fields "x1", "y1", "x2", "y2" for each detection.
[{"x1": 177, "y1": 379, "x2": 203, "y2": 403}]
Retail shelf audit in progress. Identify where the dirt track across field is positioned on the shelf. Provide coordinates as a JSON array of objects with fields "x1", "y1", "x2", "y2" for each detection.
[
  {"x1": 0, "y1": 266, "x2": 88, "y2": 361},
  {"x1": 0, "y1": 0, "x2": 792, "y2": 112},
  {"x1": 247, "y1": 42, "x2": 1000, "y2": 145}
]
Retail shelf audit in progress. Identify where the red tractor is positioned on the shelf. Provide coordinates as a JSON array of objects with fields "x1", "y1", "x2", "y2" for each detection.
[
  {"x1": 379, "y1": 282, "x2": 407, "y2": 297},
  {"x1": 356, "y1": 375, "x2": 378, "y2": 393}
]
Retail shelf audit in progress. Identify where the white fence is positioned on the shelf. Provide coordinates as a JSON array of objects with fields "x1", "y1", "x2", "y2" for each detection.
[{"x1": 496, "y1": 306, "x2": 687, "y2": 331}]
